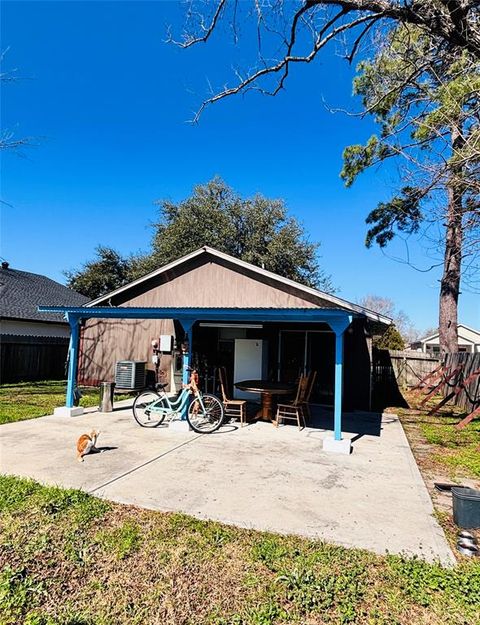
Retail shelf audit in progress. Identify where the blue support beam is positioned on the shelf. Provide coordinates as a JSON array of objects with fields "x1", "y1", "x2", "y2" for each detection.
[
  {"x1": 180, "y1": 319, "x2": 195, "y2": 420},
  {"x1": 334, "y1": 333, "x2": 344, "y2": 442},
  {"x1": 328, "y1": 316, "x2": 353, "y2": 442},
  {"x1": 66, "y1": 315, "x2": 80, "y2": 408}
]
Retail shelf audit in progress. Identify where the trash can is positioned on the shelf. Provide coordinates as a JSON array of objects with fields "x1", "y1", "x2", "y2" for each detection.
[
  {"x1": 99, "y1": 381, "x2": 115, "y2": 412},
  {"x1": 452, "y1": 487, "x2": 480, "y2": 529}
]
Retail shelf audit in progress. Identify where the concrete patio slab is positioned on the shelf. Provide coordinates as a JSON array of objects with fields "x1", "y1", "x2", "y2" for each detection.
[{"x1": 0, "y1": 402, "x2": 454, "y2": 564}]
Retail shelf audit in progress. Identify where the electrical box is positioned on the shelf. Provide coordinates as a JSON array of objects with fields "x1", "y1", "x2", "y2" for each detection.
[{"x1": 159, "y1": 334, "x2": 173, "y2": 352}]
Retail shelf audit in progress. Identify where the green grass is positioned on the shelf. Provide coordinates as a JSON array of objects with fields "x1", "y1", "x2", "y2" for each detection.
[
  {"x1": 396, "y1": 392, "x2": 480, "y2": 481},
  {"x1": 420, "y1": 414, "x2": 480, "y2": 478},
  {"x1": 0, "y1": 475, "x2": 479, "y2": 625},
  {"x1": 0, "y1": 381, "x2": 126, "y2": 425}
]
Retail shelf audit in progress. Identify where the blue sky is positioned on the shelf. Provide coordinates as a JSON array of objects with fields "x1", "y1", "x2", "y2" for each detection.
[{"x1": 2, "y1": 1, "x2": 478, "y2": 331}]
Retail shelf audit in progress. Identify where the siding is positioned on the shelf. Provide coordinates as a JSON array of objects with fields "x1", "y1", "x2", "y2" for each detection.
[
  {"x1": 79, "y1": 318, "x2": 174, "y2": 386},
  {"x1": 121, "y1": 261, "x2": 324, "y2": 309}
]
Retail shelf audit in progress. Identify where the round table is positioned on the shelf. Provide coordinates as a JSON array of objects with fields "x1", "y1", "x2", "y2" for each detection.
[{"x1": 234, "y1": 380, "x2": 295, "y2": 422}]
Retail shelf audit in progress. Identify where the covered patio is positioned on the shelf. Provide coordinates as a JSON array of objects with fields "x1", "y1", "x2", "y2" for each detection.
[{"x1": 39, "y1": 305, "x2": 354, "y2": 453}]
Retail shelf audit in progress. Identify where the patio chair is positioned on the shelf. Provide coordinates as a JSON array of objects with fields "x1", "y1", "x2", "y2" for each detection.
[
  {"x1": 218, "y1": 366, "x2": 247, "y2": 427},
  {"x1": 275, "y1": 375, "x2": 308, "y2": 430},
  {"x1": 301, "y1": 370, "x2": 317, "y2": 420}
]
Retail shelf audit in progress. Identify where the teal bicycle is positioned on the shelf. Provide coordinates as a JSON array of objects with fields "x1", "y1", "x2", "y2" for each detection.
[{"x1": 132, "y1": 369, "x2": 224, "y2": 433}]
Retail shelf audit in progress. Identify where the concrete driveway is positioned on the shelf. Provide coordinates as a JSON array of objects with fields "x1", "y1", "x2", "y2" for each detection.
[{"x1": 0, "y1": 402, "x2": 454, "y2": 564}]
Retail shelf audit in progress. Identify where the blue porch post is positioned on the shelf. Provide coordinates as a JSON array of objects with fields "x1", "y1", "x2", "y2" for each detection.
[
  {"x1": 180, "y1": 319, "x2": 195, "y2": 420},
  {"x1": 334, "y1": 332, "x2": 344, "y2": 441},
  {"x1": 66, "y1": 314, "x2": 80, "y2": 408},
  {"x1": 329, "y1": 315, "x2": 352, "y2": 442}
]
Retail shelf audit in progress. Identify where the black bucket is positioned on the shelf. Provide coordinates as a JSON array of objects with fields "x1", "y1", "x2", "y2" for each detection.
[{"x1": 452, "y1": 487, "x2": 480, "y2": 529}]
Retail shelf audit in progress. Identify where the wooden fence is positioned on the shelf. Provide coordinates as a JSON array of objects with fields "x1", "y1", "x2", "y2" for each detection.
[
  {"x1": 372, "y1": 349, "x2": 480, "y2": 412},
  {"x1": 0, "y1": 336, "x2": 69, "y2": 383},
  {"x1": 443, "y1": 352, "x2": 480, "y2": 411},
  {"x1": 387, "y1": 350, "x2": 441, "y2": 388}
]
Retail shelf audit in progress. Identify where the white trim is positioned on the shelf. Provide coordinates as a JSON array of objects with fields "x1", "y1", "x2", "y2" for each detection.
[
  {"x1": 458, "y1": 323, "x2": 480, "y2": 337},
  {"x1": 418, "y1": 323, "x2": 480, "y2": 345},
  {"x1": 86, "y1": 246, "x2": 392, "y2": 325}
]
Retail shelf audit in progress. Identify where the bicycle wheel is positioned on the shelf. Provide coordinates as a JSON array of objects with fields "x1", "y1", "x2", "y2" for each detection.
[
  {"x1": 187, "y1": 393, "x2": 224, "y2": 434},
  {"x1": 133, "y1": 391, "x2": 167, "y2": 427}
]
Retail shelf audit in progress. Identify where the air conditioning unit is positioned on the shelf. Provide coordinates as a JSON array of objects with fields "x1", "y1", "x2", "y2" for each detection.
[{"x1": 115, "y1": 360, "x2": 146, "y2": 390}]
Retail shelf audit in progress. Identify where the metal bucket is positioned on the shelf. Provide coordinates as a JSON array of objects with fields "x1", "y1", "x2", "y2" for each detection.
[{"x1": 99, "y1": 381, "x2": 115, "y2": 412}]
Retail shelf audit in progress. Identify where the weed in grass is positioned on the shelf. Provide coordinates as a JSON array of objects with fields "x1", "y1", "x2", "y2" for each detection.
[
  {"x1": 440, "y1": 445, "x2": 480, "y2": 477},
  {"x1": 63, "y1": 529, "x2": 95, "y2": 565},
  {"x1": 0, "y1": 475, "x2": 109, "y2": 524},
  {"x1": 95, "y1": 521, "x2": 142, "y2": 560},
  {"x1": 250, "y1": 537, "x2": 289, "y2": 571},
  {"x1": 276, "y1": 566, "x2": 329, "y2": 611},
  {"x1": 0, "y1": 566, "x2": 45, "y2": 625},
  {"x1": 388, "y1": 554, "x2": 480, "y2": 618},
  {"x1": 0, "y1": 474, "x2": 43, "y2": 512},
  {"x1": 23, "y1": 612, "x2": 58, "y2": 625},
  {"x1": 243, "y1": 599, "x2": 288, "y2": 625},
  {"x1": 38, "y1": 487, "x2": 109, "y2": 524}
]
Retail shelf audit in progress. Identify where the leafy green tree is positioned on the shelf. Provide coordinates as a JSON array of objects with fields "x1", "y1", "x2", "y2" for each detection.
[
  {"x1": 131, "y1": 178, "x2": 333, "y2": 291},
  {"x1": 65, "y1": 246, "x2": 130, "y2": 299},
  {"x1": 374, "y1": 325, "x2": 405, "y2": 351},
  {"x1": 176, "y1": 4, "x2": 480, "y2": 354},
  {"x1": 341, "y1": 26, "x2": 480, "y2": 353}
]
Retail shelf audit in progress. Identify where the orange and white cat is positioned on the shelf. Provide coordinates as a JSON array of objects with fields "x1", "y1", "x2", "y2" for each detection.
[{"x1": 76, "y1": 429, "x2": 100, "y2": 462}]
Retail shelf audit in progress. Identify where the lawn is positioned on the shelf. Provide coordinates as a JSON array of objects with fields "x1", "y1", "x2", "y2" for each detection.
[
  {"x1": 0, "y1": 381, "x2": 103, "y2": 425},
  {"x1": 395, "y1": 391, "x2": 480, "y2": 480},
  {"x1": 0, "y1": 380, "x2": 137, "y2": 426},
  {"x1": 0, "y1": 475, "x2": 479, "y2": 625},
  {"x1": 389, "y1": 390, "x2": 480, "y2": 552}
]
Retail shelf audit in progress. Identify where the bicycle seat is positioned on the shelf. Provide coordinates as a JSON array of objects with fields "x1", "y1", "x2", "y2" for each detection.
[{"x1": 155, "y1": 382, "x2": 168, "y2": 390}]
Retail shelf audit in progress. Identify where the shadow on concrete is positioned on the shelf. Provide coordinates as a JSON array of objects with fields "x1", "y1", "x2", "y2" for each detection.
[
  {"x1": 307, "y1": 406, "x2": 385, "y2": 439},
  {"x1": 92, "y1": 446, "x2": 119, "y2": 453}
]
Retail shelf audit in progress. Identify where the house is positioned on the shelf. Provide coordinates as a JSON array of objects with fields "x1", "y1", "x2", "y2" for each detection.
[
  {"x1": 39, "y1": 247, "x2": 392, "y2": 454},
  {"x1": 0, "y1": 262, "x2": 88, "y2": 382},
  {"x1": 408, "y1": 324, "x2": 480, "y2": 354}
]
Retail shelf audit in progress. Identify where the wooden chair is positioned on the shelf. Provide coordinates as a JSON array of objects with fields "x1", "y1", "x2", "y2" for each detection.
[
  {"x1": 301, "y1": 370, "x2": 317, "y2": 420},
  {"x1": 218, "y1": 367, "x2": 247, "y2": 427},
  {"x1": 275, "y1": 375, "x2": 308, "y2": 430}
]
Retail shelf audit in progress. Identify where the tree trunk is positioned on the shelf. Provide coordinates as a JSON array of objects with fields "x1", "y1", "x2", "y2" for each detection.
[{"x1": 438, "y1": 125, "x2": 464, "y2": 354}]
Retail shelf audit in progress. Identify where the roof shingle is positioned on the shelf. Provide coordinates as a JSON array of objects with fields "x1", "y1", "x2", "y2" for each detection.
[{"x1": 0, "y1": 267, "x2": 89, "y2": 323}]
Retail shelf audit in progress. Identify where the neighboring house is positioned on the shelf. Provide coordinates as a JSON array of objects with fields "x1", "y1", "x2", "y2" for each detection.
[
  {"x1": 408, "y1": 324, "x2": 480, "y2": 354},
  {"x1": 0, "y1": 262, "x2": 89, "y2": 382}
]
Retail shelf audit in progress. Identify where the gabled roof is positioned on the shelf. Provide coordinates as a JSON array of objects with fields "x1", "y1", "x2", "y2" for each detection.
[
  {"x1": 86, "y1": 246, "x2": 392, "y2": 325},
  {"x1": 418, "y1": 323, "x2": 480, "y2": 344},
  {"x1": 0, "y1": 267, "x2": 89, "y2": 324}
]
